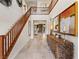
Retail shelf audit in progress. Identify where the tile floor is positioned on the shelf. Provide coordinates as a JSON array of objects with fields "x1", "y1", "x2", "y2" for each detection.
[{"x1": 14, "y1": 35, "x2": 55, "y2": 59}]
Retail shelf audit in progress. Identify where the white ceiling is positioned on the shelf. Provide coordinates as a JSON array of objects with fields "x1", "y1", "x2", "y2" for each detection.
[
  {"x1": 26, "y1": 0, "x2": 47, "y2": 1},
  {"x1": 24, "y1": 0, "x2": 52, "y2": 7},
  {"x1": 33, "y1": 20, "x2": 46, "y2": 25}
]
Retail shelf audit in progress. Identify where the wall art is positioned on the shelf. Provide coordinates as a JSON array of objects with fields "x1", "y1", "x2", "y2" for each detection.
[
  {"x1": 16, "y1": 0, "x2": 22, "y2": 7},
  {"x1": 0, "y1": 0, "x2": 12, "y2": 7}
]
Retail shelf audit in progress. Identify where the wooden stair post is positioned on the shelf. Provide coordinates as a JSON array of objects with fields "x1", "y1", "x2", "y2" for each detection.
[{"x1": 0, "y1": 36, "x2": 4, "y2": 59}]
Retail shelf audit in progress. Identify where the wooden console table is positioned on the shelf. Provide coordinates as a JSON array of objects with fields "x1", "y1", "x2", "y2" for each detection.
[{"x1": 47, "y1": 35, "x2": 73, "y2": 59}]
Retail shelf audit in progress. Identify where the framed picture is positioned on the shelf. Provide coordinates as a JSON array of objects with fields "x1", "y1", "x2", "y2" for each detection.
[
  {"x1": 59, "y1": 3, "x2": 77, "y2": 36},
  {"x1": 0, "y1": 0, "x2": 12, "y2": 7},
  {"x1": 52, "y1": 2, "x2": 78, "y2": 36},
  {"x1": 53, "y1": 16, "x2": 60, "y2": 32},
  {"x1": 60, "y1": 14, "x2": 75, "y2": 35}
]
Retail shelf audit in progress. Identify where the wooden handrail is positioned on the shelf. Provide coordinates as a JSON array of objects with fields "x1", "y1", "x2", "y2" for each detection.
[
  {"x1": 0, "y1": 0, "x2": 58, "y2": 59},
  {"x1": 48, "y1": 0, "x2": 58, "y2": 13}
]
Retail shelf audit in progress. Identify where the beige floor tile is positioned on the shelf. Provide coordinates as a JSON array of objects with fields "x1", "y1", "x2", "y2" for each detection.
[{"x1": 14, "y1": 36, "x2": 55, "y2": 59}]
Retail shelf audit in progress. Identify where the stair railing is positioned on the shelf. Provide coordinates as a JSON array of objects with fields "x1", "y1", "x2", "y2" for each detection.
[{"x1": 0, "y1": 8, "x2": 31, "y2": 59}]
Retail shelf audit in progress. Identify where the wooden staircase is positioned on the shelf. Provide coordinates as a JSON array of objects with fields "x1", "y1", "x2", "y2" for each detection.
[{"x1": 0, "y1": 0, "x2": 58, "y2": 59}]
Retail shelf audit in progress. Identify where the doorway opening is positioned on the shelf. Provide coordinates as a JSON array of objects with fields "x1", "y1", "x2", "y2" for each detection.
[{"x1": 33, "y1": 20, "x2": 46, "y2": 37}]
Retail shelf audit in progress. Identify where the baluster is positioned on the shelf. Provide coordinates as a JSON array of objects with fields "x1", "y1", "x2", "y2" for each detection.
[
  {"x1": 11, "y1": 28, "x2": 14, "y2": 47},
  {"x1": 9, "y1": 32, "x2": 11, "y2": 47},
  {"x1": 13, "y1": 27, "x2": 15, "y2": 39},
  {"x1": 3, "y1": 37, "x2": 6, "y2": 56},
  {"x1": 10, "y1": 31, "x2": 12, "y2": 45},
  {"x1": 4, "y1": 36, "x2": 7, "y2": 57},
  {"x1": 5, "y1": 35, "x2": 8, "y2": 56},
  {"x1": 0, "y1": 36, "x2": 5, "y2": 59},
  {"x1": 2, "y1": 36, "x2": 6, "y2": 59},
  {"x1": 13, "y1": 28, "x2": 15, "y2": 42},
  {"x1": 15, "y1": 25, "x2": 18, "y2": 39},
  {"x1": 7, "y1": 34, "x2": 9, "y2": 52},
  {"x1": 8, "y1": 33, "x2": 10, "y2": 48},
  {"x1": 9, "y1": 31, "x2": 11, "y2": 46}
]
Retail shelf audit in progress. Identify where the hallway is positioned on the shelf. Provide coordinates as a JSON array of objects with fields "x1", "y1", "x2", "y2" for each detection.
[{"x1": 14, "y1": 35, "x2": 55, "y2": 59}]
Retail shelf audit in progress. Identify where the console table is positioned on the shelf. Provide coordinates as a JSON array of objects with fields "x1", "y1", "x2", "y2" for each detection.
[{"x1": 47, "y1": 35, "x2": 73, "y2": 59}]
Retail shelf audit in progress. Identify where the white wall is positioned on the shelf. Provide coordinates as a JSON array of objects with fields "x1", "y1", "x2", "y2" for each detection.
[
  {"x1": 30, "y1": 15, "x2": 50, "y2": 39},
  {"x1": 49, "y1": 0, "x2": 76, "y2": 18},
  {"x1": 0, "y1": 0, "x2": 23, "y2": 35},
  {"x1": 49, "y1": 0, "x2": 78, "y2": 59},
  {"x1": 37, "y1": 0, "x2": 51, "y2": 7}
]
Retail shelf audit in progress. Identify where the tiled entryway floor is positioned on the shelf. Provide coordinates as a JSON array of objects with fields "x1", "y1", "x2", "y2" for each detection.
[{"x1": 14, "y1": 35, "x2": 55, "y2": 59}]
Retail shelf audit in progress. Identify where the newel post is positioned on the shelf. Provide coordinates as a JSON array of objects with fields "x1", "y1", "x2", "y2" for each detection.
[{"x1": 0, "y1": 35, "x2": 4, "y2": 59}]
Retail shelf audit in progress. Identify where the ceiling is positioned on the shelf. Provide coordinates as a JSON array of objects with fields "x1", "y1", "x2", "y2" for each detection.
[
  {"x1": 25, "y1": 0, "x2": 51, "y2": 2},
  {"x1": 24, "y1": 0, "x2": 52, "y2": 7},
  {"x1": 33, "y1": 20, "x2": 46, "y2": 25}
]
